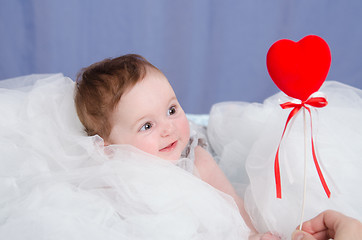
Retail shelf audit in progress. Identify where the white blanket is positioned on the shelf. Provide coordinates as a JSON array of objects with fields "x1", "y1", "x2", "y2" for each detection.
[
  {"x1": 208, "y1": 81, "x2": 362, "y2": 239},
  {"x1": 0, "y1": 74, "x2": 249, "y2": 240}
]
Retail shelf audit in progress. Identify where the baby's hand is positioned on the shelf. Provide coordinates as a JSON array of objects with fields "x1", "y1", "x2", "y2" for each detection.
[{"x1": 249, "y1": 232, "x2": 281, "y2": 240}]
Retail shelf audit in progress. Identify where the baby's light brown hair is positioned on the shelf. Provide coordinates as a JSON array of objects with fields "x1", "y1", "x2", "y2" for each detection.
[{"x1": 74, "y1": 54, "x2": 159, "y2": 140}]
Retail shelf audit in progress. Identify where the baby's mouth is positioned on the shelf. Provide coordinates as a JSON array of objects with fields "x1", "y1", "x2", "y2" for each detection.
[{"x1": 159, "y1": 141, "x2": 178, "y2": 152}]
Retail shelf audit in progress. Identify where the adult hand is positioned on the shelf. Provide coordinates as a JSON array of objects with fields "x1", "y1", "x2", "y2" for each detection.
[{"x1": 291, "y1": 210, "x2": 362, "y2": 240}]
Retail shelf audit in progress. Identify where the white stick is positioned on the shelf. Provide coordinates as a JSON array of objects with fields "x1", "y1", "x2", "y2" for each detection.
[{"x1": 299, "y1": 108, "x2": 308, "y2": 230}]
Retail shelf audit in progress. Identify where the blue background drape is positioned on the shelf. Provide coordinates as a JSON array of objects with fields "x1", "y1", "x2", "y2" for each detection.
[{"x1": 1, "y1": 0, "x2": 362, "y2": 113}]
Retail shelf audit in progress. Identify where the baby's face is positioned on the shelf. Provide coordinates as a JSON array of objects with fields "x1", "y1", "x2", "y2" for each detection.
[{"x1": 107, "y1": 67, "x2": 190, "y2": 161}]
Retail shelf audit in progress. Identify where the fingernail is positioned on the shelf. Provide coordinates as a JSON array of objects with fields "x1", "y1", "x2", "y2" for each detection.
[{"x1": 292, "y1": 231, "x2": 305, "y2": 240}]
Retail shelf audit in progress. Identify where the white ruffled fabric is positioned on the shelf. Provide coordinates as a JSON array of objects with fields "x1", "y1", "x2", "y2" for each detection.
[
  {"x1": 208, "y1": 81, "x2": 362, "y2": 239},
  {"x1": 0, "y1": 74, "x2": 250, "y2": 240}
]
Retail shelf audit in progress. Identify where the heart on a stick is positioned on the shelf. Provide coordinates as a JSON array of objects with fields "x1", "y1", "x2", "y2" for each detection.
[{"x1": 267, "y1": 35, "x2": 331, "y2": 101}]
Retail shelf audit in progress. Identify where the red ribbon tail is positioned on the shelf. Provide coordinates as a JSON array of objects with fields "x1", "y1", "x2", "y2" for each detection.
[
  {"x1": 274, "y1": 105, "x2": 302, "y2": 198},
  {"x1": 311, "y1": 139, "x2": 331, "y2": 198},
  {"x1": 275, "y1": 147, "x2": 282, "y2": 199},
  {"x1": 306, "y1": 107, "x2": 331, "y2": 198}
]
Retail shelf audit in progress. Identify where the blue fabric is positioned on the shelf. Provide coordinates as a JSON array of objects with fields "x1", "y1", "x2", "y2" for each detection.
[{"x1": 1, "y1": 0, "x2": 362, "y2": 113}]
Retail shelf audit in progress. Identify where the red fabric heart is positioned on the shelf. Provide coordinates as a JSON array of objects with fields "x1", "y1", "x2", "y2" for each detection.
[{"x1": 267, "y1": 35, "x2": 331, "y2": 101}]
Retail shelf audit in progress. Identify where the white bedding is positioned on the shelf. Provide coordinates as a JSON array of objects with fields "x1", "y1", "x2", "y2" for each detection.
[
  {"x1": 1, "y1": 73, "x2": 362, "y2": 239},
  {"x1": 207, "y1": 81, "x2": 362, "y2": 238},
  {"x1": 0, "y1": 74, "x2": 249, "y2": 240}
]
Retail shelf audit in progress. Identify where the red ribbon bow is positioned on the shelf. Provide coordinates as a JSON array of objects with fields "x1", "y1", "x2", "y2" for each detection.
[{"x1": 275, "y1": 96, "x2": 331, "y2": 199}]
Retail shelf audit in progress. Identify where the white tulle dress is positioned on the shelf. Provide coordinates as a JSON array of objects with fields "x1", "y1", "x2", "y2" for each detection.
[
  {"x1": 0, "y1": 74, "x2": 250, "y2": 240},
  {"x1": 208, "y1": 80, "x2": 362, "y2": 239}
]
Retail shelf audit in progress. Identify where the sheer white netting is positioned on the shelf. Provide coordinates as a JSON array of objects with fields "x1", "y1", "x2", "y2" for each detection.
[
  {"x1": 208, "y1": 81, "x2": 362, "y2": 239},
  {"x1": 0, "y1": 74, "x2": 249, "y2": 240}
]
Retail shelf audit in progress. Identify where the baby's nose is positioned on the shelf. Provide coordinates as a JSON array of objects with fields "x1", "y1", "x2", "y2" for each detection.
[{"x1": 160, "y1": 119, "x2": 175, "y2": 137}]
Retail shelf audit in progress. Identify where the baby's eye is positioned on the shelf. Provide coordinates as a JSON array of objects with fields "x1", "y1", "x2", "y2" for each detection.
[
  {"x1": 140, "y1": 122, "x2": 153, "y2": 131},
  {"x1": 168, "y1": 105, "x2": 177, "y2": 116}
]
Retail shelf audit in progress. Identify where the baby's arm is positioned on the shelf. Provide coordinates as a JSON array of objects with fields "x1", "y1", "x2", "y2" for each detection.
[
  {"x1": 193, "y1": 146, "x2": 256, "y2": 231},
  {"x1": 194, "y1": 146, "x2": 280, "y2": 240}
]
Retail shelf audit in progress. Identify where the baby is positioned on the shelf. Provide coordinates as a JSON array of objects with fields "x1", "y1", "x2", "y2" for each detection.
[{"x1": 74, "y1": 54, "x2": 277, "y2": 240}]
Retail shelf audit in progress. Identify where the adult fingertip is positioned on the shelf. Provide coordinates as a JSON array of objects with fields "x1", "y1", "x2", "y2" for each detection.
[{"x1": 291, "y1": 230, "x2": 305, "y2": 240}]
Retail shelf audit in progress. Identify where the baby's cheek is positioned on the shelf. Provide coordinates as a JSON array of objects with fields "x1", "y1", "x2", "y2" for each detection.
[
  {"x1": 181, "y1": 117, "x2": 191, "y2": 139},
  {"x1": 176, "y1": 117, "x2": 190, "y2": 151},
  {"x1": 133, "y1": 138, "x2": 159, "y2": 156}
]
